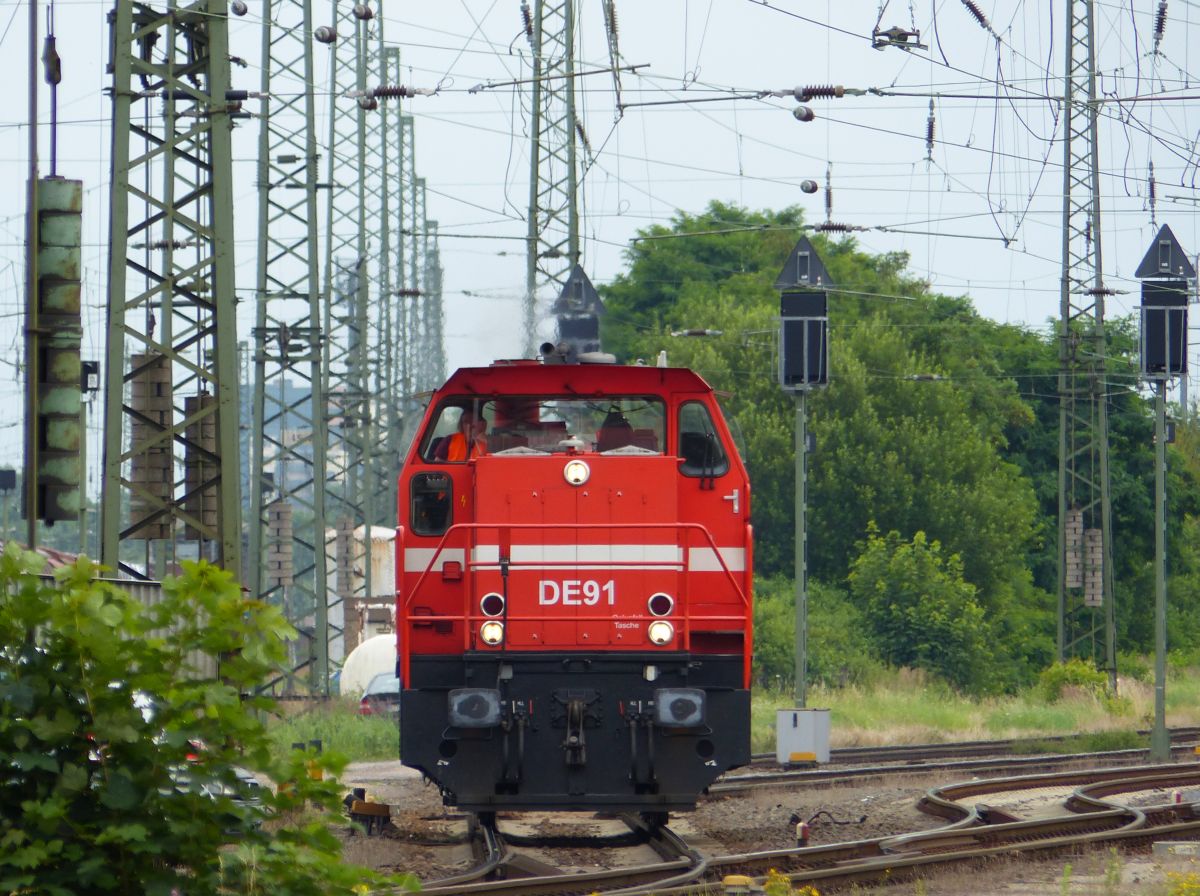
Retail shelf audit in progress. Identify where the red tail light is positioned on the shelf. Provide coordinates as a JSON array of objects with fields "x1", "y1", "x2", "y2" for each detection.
[{"x1": 359, "y1": 699, "x2": 374, "y2": 716}]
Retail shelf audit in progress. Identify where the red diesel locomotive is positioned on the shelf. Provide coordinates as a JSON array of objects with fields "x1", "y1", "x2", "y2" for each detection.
[{"x1": 396, "y1": 357, "x2": 752, "y2": 815}]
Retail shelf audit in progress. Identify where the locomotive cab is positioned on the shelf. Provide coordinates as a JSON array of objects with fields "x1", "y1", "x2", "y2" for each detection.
[{"x1": 397, "y1": 360, "x2": 752, "y2": 813}]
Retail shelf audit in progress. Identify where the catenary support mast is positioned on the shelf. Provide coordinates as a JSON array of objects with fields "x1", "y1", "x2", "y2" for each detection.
[
  {"x1": 1056, "y1": 0, "x2": 1116, "y2": 684},
  {"x1": 322, "y1": 0, "x2": 379, "y2": 673},
  {"x1": 102, "y1": 0, "x2": 242, "y2": 578},
  {"x1": 249, "y1": 0, "x2": 330, "y2": 691},
  {"x1": 524, "y1": 0, "x2": 580, "y2": 357}
]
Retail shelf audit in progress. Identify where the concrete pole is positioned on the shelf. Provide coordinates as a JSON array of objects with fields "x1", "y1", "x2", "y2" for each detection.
[
  {"x1": 794, "y1": 389, "x2": 808, "y2": 708},
  {"x1": 1151, "y1": 378, "x2": 1170, "y2": 761}
]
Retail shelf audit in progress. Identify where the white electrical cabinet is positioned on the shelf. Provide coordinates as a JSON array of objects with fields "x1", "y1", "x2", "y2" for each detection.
[{"x1": 775, "y1": 708, "x2": 831, "y2": 764}]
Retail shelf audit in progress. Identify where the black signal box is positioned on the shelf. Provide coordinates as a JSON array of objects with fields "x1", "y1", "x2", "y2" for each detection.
[
  {"x1": 780, "y1": 290, "x2": 828, "y2": 389},
  {"x1": 1140, "y1": 279, "x2": 1189, "y2": 377}
]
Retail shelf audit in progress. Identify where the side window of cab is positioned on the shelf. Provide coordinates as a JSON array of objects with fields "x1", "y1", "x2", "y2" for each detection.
[
  {"x1": 411, "y1": 472, "x2": 452, "y2": 536},
  {"x1": 678, "y1": 401, "x2": 729, "y2": 478}
]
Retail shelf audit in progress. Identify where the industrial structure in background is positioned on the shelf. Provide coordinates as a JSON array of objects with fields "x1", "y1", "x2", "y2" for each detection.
[{"x1": 1056, "y1": 0, "x2": 1116, "y2": 682}]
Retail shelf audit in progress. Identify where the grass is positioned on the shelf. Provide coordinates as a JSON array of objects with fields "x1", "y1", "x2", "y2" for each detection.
[
  {"x1": 267, "y1": 699, "x2": 400, "y2": 762},
  {"x1": 265, "y1": 665, "x2": 1200, "y2": 761},
  {"x1": 751, "y1": 665, "x2": 1200, "y2": 753}
]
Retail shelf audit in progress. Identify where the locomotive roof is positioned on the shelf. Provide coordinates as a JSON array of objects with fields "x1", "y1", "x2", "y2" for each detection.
[{"x1": 436, "y1": 362, "x2": 715, "y2": 396}]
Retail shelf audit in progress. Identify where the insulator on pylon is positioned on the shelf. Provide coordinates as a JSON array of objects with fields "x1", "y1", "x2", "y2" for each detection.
[
  {"x1": 183, "y1": 392, "x2": 218, "y2": 539},
  {"x1": 606, "y1": 1, "x2": 619, "y2": 39},
  {"x1": 575, "y1": 121, "x2": 593, "y2": 155},
  {"x1": 815, "y1": 222, "x2": 853, "y2": 233},
  {"x1": 129, "y1": 352, "x2": 172, "y2": 540},
  {"x1": 374, "y1": 85, "x2": 414, "y2": 99},
  {"x1": 314, "y1": 25, "x2": 336, "y2": 44},
  {"x1": 1154, "y1": 1, "x2": 1168, "y2": 48},
  {"x1": 794, "y1": 84, "x2": 845, "y2": 102},
  {"x1": 230, "y1": 0, "x2": 248, "y2": 15},
  {"x1": 520, "y1": 1, "x2": 533, "y2": 38},
  {"x1": 1148, "y1": 161, "x2": 1157, "y2": 224},
  {"x1": 800, "y1": 179, "x2": 819, "y2": 194},
  {"x1": 925, "y1": 99, "x2": 936, "y2": 158},
  {"x1": 793, "y1": 105, "x2": 815, "y2": 122},
  {"x1": 961, "y1": 0, "x2": 991, "y2": 31},
  {"x1": 266, "y1": 500, "x2": 295, "y2": 588}
]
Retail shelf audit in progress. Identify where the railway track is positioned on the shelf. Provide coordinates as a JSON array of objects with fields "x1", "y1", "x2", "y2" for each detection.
[
  {"x1": 748, "y1": 725, "x2": 1200, "y2": 767},
  {"x1": 662, "y1": 763, "x2": 1200, "y2": 893},
  {"x1": 718, "y1": 740, "x2": 1200, "y2": 793},
  {"x1": 413, "y1": 762, "x2": 1200, "y2": 895},
  {"x1": 420, "y1": 812, "x2": 704, "y2": 895}
]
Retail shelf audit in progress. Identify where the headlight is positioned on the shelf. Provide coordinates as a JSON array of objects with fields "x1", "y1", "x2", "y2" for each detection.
[
  {"x1": 448, "y1": 688, "x2": 502, "y2": 728},
  {"x1": 563, "y1": 459, "x2": 590, "y2": 486},
  {"x1": 655, "y1": 687, "x2": 705, "y2": 727},
  {"x1": 479, "y1": 620, "x2": 505, "y2": 646},
  {"x1": 480, "y1": 592, "x2": 505, "y2": 617},
  {"x1": 647, "y1": 592, "x2": 674, "y2": 616},
  {"x1": 647, "y1": 620, "x2": 675, "y2": 645}
]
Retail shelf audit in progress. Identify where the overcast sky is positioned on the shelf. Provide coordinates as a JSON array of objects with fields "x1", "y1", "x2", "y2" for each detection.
[{"x1": 1, "y1": 0, "x2": 1198, "y2": 497}]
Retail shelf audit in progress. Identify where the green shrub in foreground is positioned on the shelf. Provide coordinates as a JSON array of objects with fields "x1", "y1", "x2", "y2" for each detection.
[
  {"x1": 1038, "y1": 657, "x2": 1109, "y2": 702},
  {"x1": 0, "y1": 545, "x2": 415, "y2": 895}
]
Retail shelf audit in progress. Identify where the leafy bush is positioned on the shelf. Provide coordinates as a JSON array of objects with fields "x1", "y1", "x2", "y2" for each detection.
[
  {"x1": 0, "y1": 545, "x2": 413, "y2": 895},
  {"x1": 1037, "y1": 658, "x2": 1109, "y2": 702},
  {"x1": 1116, "y1": 652, "x2": 1151, "y2": 682},
  {"x1": 752, "y1": 575, "x2": 883, "y2": 690},
  {"x1": 848, "y1": 526, "x2": 995, "y2": 693}
]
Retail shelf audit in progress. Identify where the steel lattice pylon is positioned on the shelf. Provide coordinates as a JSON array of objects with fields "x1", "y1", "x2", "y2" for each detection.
[
  {"x1": 372, "y1": 46, "x2": 403, "y2": 520},
  {"x1": 322, "y1": 0, "x2": 378, "y2": 664},
  {"x1": 249, "y1": 0, "x2": 331, "y2": 692},
  {"x1": 398, "y1": 113, "x2": 417, "y2": 397},
  {"x1": 395, "y1": 114, "x2": 423, "y2": 446},
  {"x1": 102, "y1": 0, "x2": 242, "y2": 578},
  {"x1": 1056, "y1": 0, "x2": 1116, "y2": 679},
  {"x1": 524, "y1": 0, "x2": 580, "y2": 357},
  {"x1": 423, "y1": 219, "x2": 446, "y2": 388}
]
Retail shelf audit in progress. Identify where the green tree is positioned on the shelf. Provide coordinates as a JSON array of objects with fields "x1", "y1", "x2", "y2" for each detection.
[
  {"x1": 601, "y1": 201, "x2": 805, "y2": 361},
  {"x1": 0, "y1": 545, "x2": 413, "y2": 895},
  {"x1": 848, "y1": 527, "x2": 994, "y2": 692},
  {"x1": 810, "y1": 315, "x2": 1039, "y2": 605}
]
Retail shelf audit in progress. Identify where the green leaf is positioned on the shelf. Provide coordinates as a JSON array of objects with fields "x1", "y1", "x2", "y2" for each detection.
[
  {"x1": 99, "y1": 770, "x2": 141, "y2": 810},
  {"x1": 12, "y1": 752, "x2": 58, "y2": 774},
  {"x1": 26, "y1": 710, "x2": 76, "y2": 742},
  {"x1": 94, "y1": 823, "x2": 149, "y2": 845},
  {"x1": 97, "y1": 601, "x2": 124, "y2": 628},
  {"x1": 56, "y1": 762, "x2": 89, "y2": 795}
]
